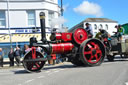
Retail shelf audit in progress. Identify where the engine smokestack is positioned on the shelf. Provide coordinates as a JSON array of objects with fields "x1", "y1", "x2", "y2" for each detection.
[{"x1": 40, "y1": 12, "x2": 47, "y2": 43}]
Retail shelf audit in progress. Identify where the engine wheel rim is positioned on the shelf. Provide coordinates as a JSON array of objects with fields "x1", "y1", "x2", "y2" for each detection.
[
  {"x1": 73, "y1": 28, "x2": 88, "y2": 45},
  {"x1": 84, "y1": 41, "x2": 103, "y2": 64},
  {"x1": 23, "y1": 51, "x2": 45, "y2": 72}
]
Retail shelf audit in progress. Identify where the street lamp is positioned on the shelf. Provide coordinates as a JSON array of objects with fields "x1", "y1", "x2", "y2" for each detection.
[
  {"x1": 7, "y1": 0, "x2": 12, "y2": 49},
  {"x1": 61, "y1": 0, "x2": 63, "y2": 16},
  {"x1": 61, "y1": 0, "x2": 63, "y2": 29}
]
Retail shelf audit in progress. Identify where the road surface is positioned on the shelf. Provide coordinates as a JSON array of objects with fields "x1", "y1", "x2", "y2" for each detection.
[{"x1": 0, "y1": 58, "x2": 128, "y2": 85}]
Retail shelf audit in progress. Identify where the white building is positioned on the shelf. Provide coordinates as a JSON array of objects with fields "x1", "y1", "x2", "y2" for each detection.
[
  {"x1": 0, "y1": 0, "x2": 60, "y2": 34},
  {"x1": 71, "y1": 18, "x2": 118, "y2": 36}
]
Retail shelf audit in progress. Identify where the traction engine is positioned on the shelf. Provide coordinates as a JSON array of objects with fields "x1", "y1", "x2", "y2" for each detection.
[{"x1": 23, "y1": 12, "x2": 106, "y2": 72}]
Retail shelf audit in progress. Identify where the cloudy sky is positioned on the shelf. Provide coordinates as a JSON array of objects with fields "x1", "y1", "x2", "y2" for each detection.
[{"x1": 58, "y1": 0, "x2": 128, "y2": 29}]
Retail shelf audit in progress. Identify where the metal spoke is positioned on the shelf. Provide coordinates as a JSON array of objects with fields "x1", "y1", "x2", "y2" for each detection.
[{"x1": 84, "y1": 51, "x2": 92, "y2": 55}]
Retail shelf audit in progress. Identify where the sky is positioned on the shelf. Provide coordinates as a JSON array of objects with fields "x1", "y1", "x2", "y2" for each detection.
[{"x1": 58, "y1": 0, "x2": 128, "y2": 29}]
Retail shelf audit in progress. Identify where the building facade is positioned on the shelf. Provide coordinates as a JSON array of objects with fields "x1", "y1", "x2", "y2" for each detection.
[
  {"x1": 71, "y1": 18, "x2": 118, "y2": 36},
  {"x1": 0, "y1": 0, "x2": 60, "y2": 34},
  {"x1": 0, "y1": 0, "x2": 61, "y2": 58}
]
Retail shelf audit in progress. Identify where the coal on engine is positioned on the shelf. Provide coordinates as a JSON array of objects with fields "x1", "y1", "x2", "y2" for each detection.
[{"x1": 23, "y1": 12, "x2": 106, "y2": 72}]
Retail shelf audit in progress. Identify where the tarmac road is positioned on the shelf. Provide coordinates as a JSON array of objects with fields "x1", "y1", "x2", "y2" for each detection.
[{"x1": 0, "y1": 58, "x2": 128, "y2": 85}]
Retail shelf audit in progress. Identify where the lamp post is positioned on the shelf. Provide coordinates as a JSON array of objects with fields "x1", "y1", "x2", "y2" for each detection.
[
  {"x1": 7, "y1": 0, "x2": 12, "y2": 49},
  {"x1": 61, "y1": 0, "x2": 63, "y2": 29},
  {"x1": 61, "y1": 0, "x2": 63, "y2": 16}
]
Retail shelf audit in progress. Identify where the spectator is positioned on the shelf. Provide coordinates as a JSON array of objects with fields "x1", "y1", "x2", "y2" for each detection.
[
  {"x1": 0, "y1": 48, "x2": 4, "y2": 67},
  {"x1": 8, "y1": 48, "x2": 14, "y2": 67},
  {"x1": 36, "y1": 46, "x2": 42, "y2": 52},
  {"x1": 14, "y1": 46, "x2": 22, "y2": 66},
  {"x1": 56, "y1": 54, "x2": 61, "y2": 64},
  {"x1": 24, "y1": 44, "x2": 31, "y2": 54},
  {"x1": 85, "y1": 23, "x2": 93, "y2": 38}
]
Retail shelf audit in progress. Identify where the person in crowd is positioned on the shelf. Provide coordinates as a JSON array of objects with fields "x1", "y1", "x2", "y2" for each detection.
[
  {"x1": 56, "y1": 54, "x2": 61, "y2": 64},
  {"x1": 8, "y1": 48, "x2": 14, "y2": 67},
  {"x1": 24, "y1": 44, "x2": 31, "y2": 54},
  {"x1": 85, "y1": 23, "x2": 93, "y2": 38},
  {"x1": 0, "y1": 48, "x2": 4, "y2": 67},
  {"x1": 14, "y1": 46, "x2": 22, "y2": 66},
  {"x1": 36, "y1": 46, "x2": 42, "y2": 52},
  {"x1": 51, "y1": 54, "x2": 56, "y2": 65}
]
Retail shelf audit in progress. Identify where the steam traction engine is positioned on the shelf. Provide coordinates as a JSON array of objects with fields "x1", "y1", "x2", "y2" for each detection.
[{"x1": 23, "y1": 12, "x2": 105, "y2": 72}]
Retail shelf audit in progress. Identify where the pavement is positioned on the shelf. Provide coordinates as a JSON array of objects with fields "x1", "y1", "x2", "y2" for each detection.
[
  {"x1": 1, "y1": 58, "x2": 64, "y2": 69},
  {"x1": 0, "y1": 58, "x2": 23, "y2": 69}
]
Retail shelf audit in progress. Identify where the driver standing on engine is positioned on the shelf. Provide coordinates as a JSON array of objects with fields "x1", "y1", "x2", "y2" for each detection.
[
  {"x1": 117, "y1": 25, "x2": 125, "y2": 40},
  {"x1": 85, "y1": 23, "x2": 93, "y2": 38}
]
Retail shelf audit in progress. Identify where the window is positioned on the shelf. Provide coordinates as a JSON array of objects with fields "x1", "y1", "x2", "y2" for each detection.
[
  {"x1": 50, "y1": 0, "x2": 54, "y2": 1},
  {"x1": 94, "y1": 24, "x2": 97, "y2": 30},
  {"x1": 48, "y1": 11, "x2": 54, "y2": 26},
  {"x1": 105, "y1": 24, "x2": 108, "y2": 30},
  {"x1": 27, "y1": 11, "x2": 35, "y2": 27},
  {"x1": 99, "y1": 24, "x2": 103, "y2": 29},
  {"x1": 0, "y1": 11, "x2": 6, "y2": 27}
]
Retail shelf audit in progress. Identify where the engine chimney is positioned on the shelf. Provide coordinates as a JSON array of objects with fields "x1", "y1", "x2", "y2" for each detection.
[{"x1": 40, "y1": 12, "x2": 47, "y2": 43}]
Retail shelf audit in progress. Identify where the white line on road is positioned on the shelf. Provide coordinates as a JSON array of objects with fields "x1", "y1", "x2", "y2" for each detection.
[
  {"x1": 125, "y1": 82, "x2": 128, "y2": 85},
  {"x1": 25, "y1": 79, "x2": 35, "y2": 83},
  {"x1": 59, "y1": 69, "x2": 65, "y2": 71},
  {"x1": 45, "y1": 71, "x2": 50, "y2": 73},
  {"x1": 53, "y1": 70, "x2": 60, "y2": 73},
  {"x1": 38, "y1": 76, "x2": 45, "y2": 79}
]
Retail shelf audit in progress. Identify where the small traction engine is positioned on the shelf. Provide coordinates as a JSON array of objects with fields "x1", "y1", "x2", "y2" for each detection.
[{"x1": 23, "y1": 12, "x2": 106, "y2": 72}]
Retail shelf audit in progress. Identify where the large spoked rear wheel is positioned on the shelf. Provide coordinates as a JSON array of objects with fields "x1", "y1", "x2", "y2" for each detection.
[
  {"x1": 80, "y1": 38, "x2": 105, "y2": 66},
  {"x1": 23, "y1": 51, "x2": 45, "y2": 72}
]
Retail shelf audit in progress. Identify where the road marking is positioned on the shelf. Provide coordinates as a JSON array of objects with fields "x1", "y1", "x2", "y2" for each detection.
[
  {"x1": 25, "y1": 79, "x2": 35, "y2": 83},
  {"x1": 53, "y1": 70, "x2": 59, "y2": 73},
  {"x1": 125, "y1": 82, "x2": 128, "y2": 85},
  {"x1": 52, "y1": 69, "x2": 58, "y2": 71},
  {"x1": 60, "y1": 69, "x2": 65, "y2": 71},
  {"x1": 45, "y1": 71, "x2": 50, "y2": 73},
  {"x1": 38, "y1": 76, "x2": 45, "y2": 79}
]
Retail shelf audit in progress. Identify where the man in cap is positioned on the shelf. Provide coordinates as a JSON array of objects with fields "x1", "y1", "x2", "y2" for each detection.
[{"x1": 85, "y1": 23, "x2": 93, "y2": 38}]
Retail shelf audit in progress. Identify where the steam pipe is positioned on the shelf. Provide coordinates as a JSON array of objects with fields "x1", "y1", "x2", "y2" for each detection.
[{"x1": 40, "y1": 12, "x2": 47, "y2": 43}]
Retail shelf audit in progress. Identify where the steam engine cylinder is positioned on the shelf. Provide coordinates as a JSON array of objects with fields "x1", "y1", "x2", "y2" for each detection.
[
  {"x1": 51, "y1": 43, "x2": 74, "y2": 54},
  {"x1": 50, "y1": 33, "x2": 72, "y2": 42}
]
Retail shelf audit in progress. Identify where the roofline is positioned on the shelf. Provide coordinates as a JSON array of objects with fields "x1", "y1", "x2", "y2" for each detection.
[{"x1": 0, "y1": 0, "x2": 58, "y2": 6}]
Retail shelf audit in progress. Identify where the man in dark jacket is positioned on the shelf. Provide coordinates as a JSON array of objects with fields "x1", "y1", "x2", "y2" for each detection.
[
  {"x1": 8, "y1": 48, "x2": 14, "y2": 67},
  {"x1": 0, "y1": 48, "x2": 4, "y2": 67},
  {"x1": 14, "y1": 46, "x2": 22, "y2": 66}
]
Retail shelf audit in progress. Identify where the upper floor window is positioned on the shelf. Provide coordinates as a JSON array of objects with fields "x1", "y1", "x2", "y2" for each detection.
[
  {"x1": 99, "y1": 24, "x2": 103, "y2": 29},
  {"x1": 27, "y1": 11, "x2": 35, "y2": 27},
  {"x1": 0, "y1": 11, "x2": 6, "y2": 27},
  {"x1": 48, "y1": 11, "x2": 54, "y2": 26},
  {"x1": 50, "y1": 0, "x2": 54, "y2": 2},
  {"x1": 105, "y1": 24, "x2": 108, "y2": 30},
  {"x1": 94, "y1": 24, "x2": 97, "y2": 30}
]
